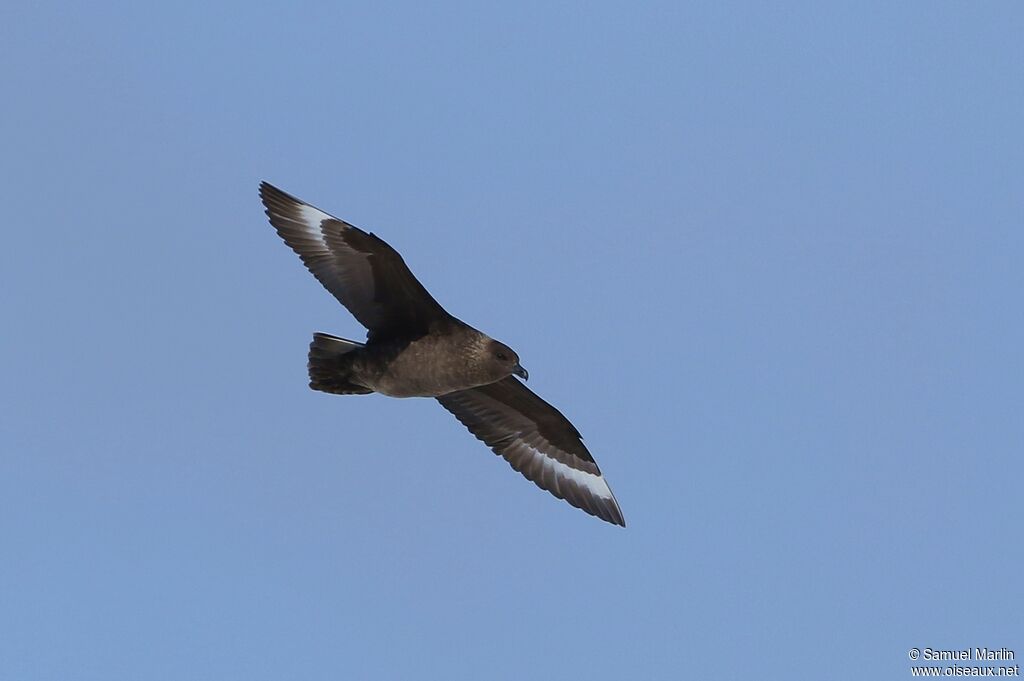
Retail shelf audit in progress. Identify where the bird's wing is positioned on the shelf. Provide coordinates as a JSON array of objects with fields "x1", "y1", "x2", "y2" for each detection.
[
  {"x1": 260, "y1": 182, "x2": 451, "y2": 339},
  {"x1": 437, "y1": 377, "x2": 625, "y2": 526}
]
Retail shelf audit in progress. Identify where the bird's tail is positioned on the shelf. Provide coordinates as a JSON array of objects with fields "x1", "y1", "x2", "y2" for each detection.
[{"x1": 308, "y1": 333, "x2": 373, "y2": 395}]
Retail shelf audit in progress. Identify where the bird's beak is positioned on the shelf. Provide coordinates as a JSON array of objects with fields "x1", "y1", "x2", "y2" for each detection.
[{"x1": 513, "y1": 363, "x2": 529, "y2": 381}]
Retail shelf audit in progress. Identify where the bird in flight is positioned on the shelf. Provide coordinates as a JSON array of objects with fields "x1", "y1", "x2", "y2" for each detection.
[{"x1": 260, "y1": 182, "x2": 624, "y2": 526}]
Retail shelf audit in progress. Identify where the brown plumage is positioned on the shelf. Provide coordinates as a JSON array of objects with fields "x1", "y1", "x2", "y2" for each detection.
[{"x1": 260, "y1": 182, "x2": 624, "y2": 526}]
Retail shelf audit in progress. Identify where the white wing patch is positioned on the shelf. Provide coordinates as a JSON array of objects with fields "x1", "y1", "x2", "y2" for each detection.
[
  {"x1": 297, "y1": 203, "x2": 333, "y2": 235},
  {"x1": 544, "y1": 452, "x2": 616, "y2": 500}
]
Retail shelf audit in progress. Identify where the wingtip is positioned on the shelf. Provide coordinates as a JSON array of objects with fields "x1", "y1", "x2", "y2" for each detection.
[
  {"x1": 258, "y1": 180, "x2": 302, "y2": 206},
  {"x1": 258, "y1": 180, "x2": 276, "y2": 208},
  {"x1": 601, "y1": 499, "x2": 627, "y2": 527},
  {"x1": 605, "y1": 488, "x2": 626, "y2": 527}
]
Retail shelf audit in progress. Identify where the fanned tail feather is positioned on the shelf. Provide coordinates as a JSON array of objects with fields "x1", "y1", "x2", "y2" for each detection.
[{"x1": 308, "y1": 333, "x2": 372, "y2": 395}]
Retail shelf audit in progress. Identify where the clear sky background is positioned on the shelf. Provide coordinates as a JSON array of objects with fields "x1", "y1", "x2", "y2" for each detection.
[{"x1": 2, "y1": 2, "x2": 1021, "y2": 679}]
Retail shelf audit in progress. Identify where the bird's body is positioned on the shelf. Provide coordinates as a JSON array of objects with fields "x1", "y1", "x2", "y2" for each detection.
[
  {"x1": 260, "y1": 182, "x2": 625, "y2": 526},
  {"x1": 320, "y1": 325, "x2": 506, "y2": 398}
]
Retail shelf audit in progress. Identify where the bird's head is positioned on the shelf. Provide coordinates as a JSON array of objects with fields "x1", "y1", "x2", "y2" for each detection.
[{"x1": 485, "y1": 339, "x2": 528, "y2": 382}]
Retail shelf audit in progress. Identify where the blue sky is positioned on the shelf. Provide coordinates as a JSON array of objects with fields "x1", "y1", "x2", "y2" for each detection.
[{"x1": 2, "y1": 2, "x2": 1021, "y2": 679}]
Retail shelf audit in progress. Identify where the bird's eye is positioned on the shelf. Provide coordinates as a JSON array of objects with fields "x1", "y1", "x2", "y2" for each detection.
[{"x1": 496, "y1": 352, "x2": 508, "y2": 361}]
